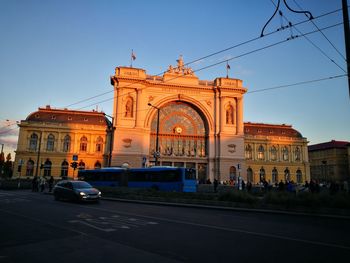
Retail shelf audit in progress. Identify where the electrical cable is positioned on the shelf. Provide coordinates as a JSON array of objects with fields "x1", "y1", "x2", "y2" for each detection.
[{"x1": 63, "y1": 8, "x2": 343, "y2": 109}]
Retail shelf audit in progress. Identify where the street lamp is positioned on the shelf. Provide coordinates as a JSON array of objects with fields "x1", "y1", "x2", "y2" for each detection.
[
  {"x1": 148, "y1": 103, "x2": 160, "y2": 166},
  {"x1": 104, "y1": 113, "x2": 115, "y2": 167}
]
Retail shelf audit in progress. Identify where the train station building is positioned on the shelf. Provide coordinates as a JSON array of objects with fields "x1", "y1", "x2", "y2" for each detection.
[{"x1": 14, "y1": 56, "x2": 310, "y2": 184}]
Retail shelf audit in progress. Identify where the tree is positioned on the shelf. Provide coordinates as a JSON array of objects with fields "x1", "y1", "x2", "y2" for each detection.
[
  {"x1": 3, "y1": 153, "x2": 13, "y2": 178},
  {"x1": 0, "y1": 152, "x2": 4, "y2": 177}
]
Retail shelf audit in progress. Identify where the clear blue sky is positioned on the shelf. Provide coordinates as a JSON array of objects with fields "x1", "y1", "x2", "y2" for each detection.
[{"x1": 0, "y1": 0, "x2": 349, "y2": 156}]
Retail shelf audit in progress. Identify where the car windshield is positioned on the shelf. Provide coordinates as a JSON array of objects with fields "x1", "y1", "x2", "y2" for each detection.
[{"x1": 72, "y1": 181, "x2": 92, "y2": 189}]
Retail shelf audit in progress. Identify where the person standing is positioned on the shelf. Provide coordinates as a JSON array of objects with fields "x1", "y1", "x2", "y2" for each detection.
[
  {"x1": 48, "y1": 176, "x2": 54, "y2": 192},
  {"x1": 39, "y1": 176, "x2": 46, "y2": 192},
  {"x1": 214, "y1": 179, "x2": 219, "y2": 193}
]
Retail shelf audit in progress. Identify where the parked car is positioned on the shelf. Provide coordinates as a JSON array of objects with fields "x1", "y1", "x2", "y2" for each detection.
[{"x1": 53, "y1": 180, "x2": 101, "y2": 202}]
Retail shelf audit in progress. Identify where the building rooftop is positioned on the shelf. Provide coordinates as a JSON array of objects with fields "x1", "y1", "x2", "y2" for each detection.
[
  {"x1": 308, "y1": 140, "x2": 350, "y2": 151},
  {"x1": 25, "y1": 105, "x2": 111, "y2": 127},
  {"x1": 244, "y1": 122, "x2": 303, "y2": 138}
]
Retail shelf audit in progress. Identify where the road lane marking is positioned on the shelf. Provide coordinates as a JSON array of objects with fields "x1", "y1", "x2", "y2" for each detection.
[{"x1": 83, "y1": 205, "x2": 350, "y2": 251}]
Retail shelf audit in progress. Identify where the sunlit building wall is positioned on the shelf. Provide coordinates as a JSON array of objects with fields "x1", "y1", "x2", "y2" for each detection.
[{"x1": 14, "y1": 106, "x2": 111, "y2": 179}]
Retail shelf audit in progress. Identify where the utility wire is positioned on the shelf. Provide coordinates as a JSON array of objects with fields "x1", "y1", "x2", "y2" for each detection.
[
  {"x1": 247, "y1": 74, "x2": 347, "y2": 94},
  {"x1": 63, "y1": 8, "x2": 343, "y2": 109},
  {"x1": 270, "y1": 0, "x2": 346, "y2": 73},
  {"x1": 292, "y1": 0, "x2": 346, "y2": 61},
  {"x1": 77, "y1": 22, "x2": 343, "y2": 111}
]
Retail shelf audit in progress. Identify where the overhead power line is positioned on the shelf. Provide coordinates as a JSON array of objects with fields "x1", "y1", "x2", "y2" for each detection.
[
  {"x1": 270, "y1": 0, "x2": 346, "y2": 73},
  {"x1": 63, "y1": 8, "x2": 343, "y2": 110},
  {"x1": 77, "y1": 21, "x2": 344, "y2": 111},
  {"x1": 292, "y1": 0, "x2": 346, "y2": 61},
  {"x1": 247, "y1": 74, "x2": 347, "y2": 94}
]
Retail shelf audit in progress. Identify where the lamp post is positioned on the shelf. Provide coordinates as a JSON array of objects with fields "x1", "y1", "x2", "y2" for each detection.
[
  {"x1": 148, "y1": 103, "x2": 160, "y2": 166},
  {"x1": 104, "y1": 113, "x2": 115, "y2": 167}
]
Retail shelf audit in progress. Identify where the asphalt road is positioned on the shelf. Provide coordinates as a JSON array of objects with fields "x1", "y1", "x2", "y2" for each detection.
[{"x1": 0, "y1": 190, "x2": 349, "y2": 263}]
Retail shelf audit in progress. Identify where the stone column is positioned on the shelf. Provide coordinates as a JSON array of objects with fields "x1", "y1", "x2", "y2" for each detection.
[{"x1": 237, "y1": 97, "x2": 244, "y2": 135}]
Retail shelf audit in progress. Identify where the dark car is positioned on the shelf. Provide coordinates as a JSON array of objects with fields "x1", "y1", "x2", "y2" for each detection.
[{"x1": 53, "y1": 180, "x2": 101, "y2": 202}]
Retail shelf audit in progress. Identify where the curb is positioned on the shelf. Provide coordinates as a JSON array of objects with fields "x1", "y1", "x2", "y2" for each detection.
[{"x1": 101, "y1": 197, "x2": 350, "y2": 220}]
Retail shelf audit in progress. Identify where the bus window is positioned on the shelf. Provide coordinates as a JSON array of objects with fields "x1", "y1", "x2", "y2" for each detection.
[{"x1": 185, "y1": 168, "x2": 196, "y2": 180}]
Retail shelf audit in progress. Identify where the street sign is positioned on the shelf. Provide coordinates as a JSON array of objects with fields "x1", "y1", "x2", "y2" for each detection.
[{"x1": 73, "y1": 154, "x2": 78, "y2": 161}]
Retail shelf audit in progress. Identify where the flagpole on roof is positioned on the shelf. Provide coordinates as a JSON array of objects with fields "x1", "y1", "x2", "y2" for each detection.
[
  {"x1": 130, "y1": 49, "x2": 136, "y2": 68},
  {"x1": 226, "y1": 61, "x2": 230, "y2": 78}
]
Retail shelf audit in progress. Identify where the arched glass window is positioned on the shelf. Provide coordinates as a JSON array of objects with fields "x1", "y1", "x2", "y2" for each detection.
[
  {"x1": 29, "y1": 133, "x2": 38, "y2": 151},
  {"x1": 43, "y1": 159, "x2": 52, "y2": 177},
  {"x1": 61, "y1": 160, "x2": 68, "y2": 178},
  {"x1": 96, "y1": 136, "x2": 103, "y2": 152},
  {"x1": 63, "y1": 135, "x2": 71, "y2": 152},
  {"x1": 78, "y1": 160, "x2": 85, "y2": 170},
  {"x1": 80, "y1": 136, "x2": 88, "y2": 152},
  {"x1": 149, "y1": 102, "x2": 207, "y2": 159},
  {"x1": 259, "y1": 167, "x2": 266, "y2": 182},
  {"x1": 245, "y1": 145, "x2": 252, "y2": 160},
  {"x1": 94, "y1": 161, "x2": 101, "y2": 169},
  {"x1": 296, "y1": 169, "x2": 302, "y2": 183},
  {"x1": 282, "y1": 146, "x2": 289, "y2": 161},
  {"x1": 46, "y1": 134, "x2": 55, "y2": 151},
  {"x1": 295, "y1": 147, "x2": 301, "y2": 161},
  {"x1": 272, "y1": 168, "x2": 278, "y2": 184},
  {"x1": 270, "y1": 146, "x2": 277, "y2": 161},
  {"x1": 284, "y1": 168, "x2": 290, "y2": 182},
  {"x1": 247, "y1": 168, "x2": 253, "y2": 183},
  {"x1": 26, "y1": 159, "x2": 34, "y2": 176},
  {"x1": 257, "y1": 145, "x2": 265, "y2": 160}
]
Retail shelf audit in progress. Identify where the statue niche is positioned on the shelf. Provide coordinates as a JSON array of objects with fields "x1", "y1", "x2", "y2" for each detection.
[
  {"x1": 125, "y1": 97, "x2": 134, "y2": 118},
  {"x1": 226, "y1": 104, "x2": 234, "y2": 125}
]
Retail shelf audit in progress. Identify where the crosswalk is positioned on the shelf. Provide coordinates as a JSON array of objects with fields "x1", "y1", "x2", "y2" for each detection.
[
  {"x1": 0, "y1": 191, "x2": 30, "y2": 204},
  {"x1": 69, "y1": 213, "x2": 159, "y2": 232}
]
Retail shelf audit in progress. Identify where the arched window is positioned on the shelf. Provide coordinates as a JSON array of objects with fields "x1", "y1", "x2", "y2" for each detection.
[
  {"x1": 29, "y1": 133, "x2": 38, "y2": 151},
  {"x1": 247, "y1": 167, "x2": 253, "y2": 183},
  {"x1": 46, "y1": 134, "x2": 55, "y2": 151},
  {"x1": 282, "y1": 146, "x2": 289, "y2": 161},
  {"x1": 258, "y1": 145, "x2": 265, "y2": 160},
  {"x1": 96, "y1": 136, "x2": 103, "y2": 152},
  {"x1": 125, "y1": 97, "x2": 134, "y2": 118},
  {"x1": 226, "y1": 104, "x2": 234, "y2": 124},
  {"x1": 43, "y1": 159, "x2": 52, "y2": 177},
  {"x1": 295, "y1": 147, "x2": 301, "y2": 161},
  {"x1": 284, "y1": 168, "x2": 290, "y2": 182},
  {"x1": 78, "y1": 160, "x2": 85, "y2": 170},
  {"x1": 94, "y1": 161, "x2": 101, "y2": 169},
  {"x1": 272, "y1": 168, "x2": 278, "y2": 184},
  {"x1": 245, "y1": 144, "x2": 252, "y2": 159},
  {"x1": 259, "y1": 167, "x2": 266, "y2": 182},
  {"x1": 80, "y1": 136, "x2": 88, "y2": 152},
  {"x1": 229, "y1": 166, "x2": 236, "y2": 180},
  {"x1": 26, "y1": 159, "x2": 34, "y2": 176},
  {"x1": 61, "y1": 160, "x2": 68, "y2": 178},
  {"x1": 63, "y1": 135, "x2": 71, "y2": 152},
  {"x1": 296, "y1": 169, "x2": 302, "y2": 183},
  {"x1": 270, "y1": 146, "x2": 277, "y2": 161}
]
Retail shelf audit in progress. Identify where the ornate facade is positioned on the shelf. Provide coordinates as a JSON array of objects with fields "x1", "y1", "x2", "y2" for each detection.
[
  {"x1": 13, "y1": 57, "x2": 310, "y2": 184},
  {"x1": 14, "y1": 106, "x2": 112, "y2": 179},
  {"x1": 109, "y1": 57, "x2": 310, "y2": 183},
  {"x1": 110, "y1": 56, "x2": 246, "y2": 182},
  {"x1": 244, "y1": 122, "x2": 310, "y2": 184}
]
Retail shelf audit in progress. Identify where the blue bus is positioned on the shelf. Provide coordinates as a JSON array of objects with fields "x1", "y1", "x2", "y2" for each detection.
[{"x1": 77, "y1": 166, "x2": 197, "y2": 192}]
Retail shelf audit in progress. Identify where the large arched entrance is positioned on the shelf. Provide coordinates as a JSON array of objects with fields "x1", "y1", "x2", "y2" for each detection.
[{"x1": 149, "y1": 101, "x2": 209, "y2": 181}]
